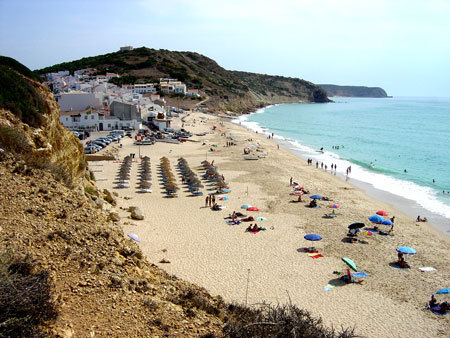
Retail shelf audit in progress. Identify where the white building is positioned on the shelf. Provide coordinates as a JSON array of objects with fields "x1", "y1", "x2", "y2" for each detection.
[
  {"x1": 57, "y1": 92, "x2": 104, "y2": 111},
  {"x1": 133, "y1": 83, "x2": 157, "y2": 94},
  {"x1": 186, "y1": 89, "x2": 200, "y2": 97},
  {"x1": 60, "y1": 110, "x2": 141, "y2": 131},
  {"x1": 120, "y1": 46, "x2": 134, "y2": 51}
]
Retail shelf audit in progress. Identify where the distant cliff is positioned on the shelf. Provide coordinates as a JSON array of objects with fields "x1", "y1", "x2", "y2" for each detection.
[{"x1": 318, "y1": 84, "x2": 389, "y2": 98}]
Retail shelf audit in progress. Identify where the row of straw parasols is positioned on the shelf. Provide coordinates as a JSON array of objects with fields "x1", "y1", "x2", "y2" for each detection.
[
  {"x1": 138, "y1": 156, "x2": 152, "y2": 193},
  {"x1": 201, "y1": 160, "x2": 228, "y2": 190},
  {"x1": 177, "y1": 157, "x2": 203, "y2": 195},
  {"x1": 116, "y1": 155, "x2": 132, "y2": 188},
  {"x1": 160, "y1": 157, "x2": 179, "y2": 197}
]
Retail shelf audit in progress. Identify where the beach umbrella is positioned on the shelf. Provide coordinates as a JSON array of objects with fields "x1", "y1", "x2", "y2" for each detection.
[
  {"x1": 328, "y1": 204, "x2": 339, "y2": 209},
  {"x1": 382, "y1": 220, "x2": 393, "y2": 226},
  {"x1": 292, "y1": 191, "x2": 304, "y2": 196},
  {"x1": 255, "y1": 216, "x2": 267, "y2": 221},
  {"x1": 397, "y1": 247, "x2": 416, "y2": 255},
  {"x1": 304, "y1": 234, "x2": 322, "y2": 241},
  {"x1": 369, "y1": 214, "x2": 384, "y2": 223},
  {"x1": 377, "y1": 210, "x2": 389, "y2": 216},
  {"x1": 436, "y1": 289, "x2": 450, "y2": 294},
  {"x1": 128, "y1": 233, "x2": 140, "y2": 243},
  {"x1": 294, "y1": 185, "x2": 304, "y2": 190},
  {"x1": 348, "y1": 222, "x2": 365, "y2": 229},
  {"x1": 310, "y1": 195, "x2": 323, "y2": 199},
  {"x1": 342, "y1": 257, "x2": 357, "y2": 272},
  {"x1": 362, "y1": 231, "x2": 373, "y2": 236},
  {"x1": 241, "y1": 204, "x2": 252, "y2": 209},
  {"x1": 247, "y1": 207, "x2": 260, "y2": 211}
]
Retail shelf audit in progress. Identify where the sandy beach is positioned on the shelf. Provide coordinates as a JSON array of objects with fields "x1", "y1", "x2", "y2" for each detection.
[{"x1": 93, "y1": 112, "x2": 450, "y2": 338}]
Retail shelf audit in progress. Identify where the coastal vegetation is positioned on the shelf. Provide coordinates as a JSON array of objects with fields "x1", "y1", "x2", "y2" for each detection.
[
  {"x1": 37, "y1": 47, "x2": 330, "y2": 112},
  {"x1": 318, "y1": 84, "x2": 389, "y2": 98},
  {"x1": 0, "y1": 57, "x2": 46, "y2": 128}
]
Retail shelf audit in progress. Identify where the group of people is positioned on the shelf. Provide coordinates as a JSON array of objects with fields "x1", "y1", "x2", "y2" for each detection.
[
  {"x1": 205, "y1": 194, "x2": 216, "y2": 207},
  {"x1": 428, "y1": 295, "x2": 450, "y2": 314},
  {"x1": 396, "y1": 252, "x2": 410, "y2": 268},
  {"x1": 416, "y1": 216, "x2": 428, "y2": 222},
  {"x1": 245, "y1": 223, "x2": 262, "y2": 232}
]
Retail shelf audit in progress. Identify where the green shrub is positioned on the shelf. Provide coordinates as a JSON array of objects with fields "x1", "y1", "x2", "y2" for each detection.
[{"x1": 0, "y1": 65, "x2": 46, "y2": 127}]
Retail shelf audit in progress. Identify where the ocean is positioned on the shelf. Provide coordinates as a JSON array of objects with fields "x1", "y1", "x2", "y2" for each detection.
[{"x1": 233, "y1": 97, "x2": 450, "y2": 233}]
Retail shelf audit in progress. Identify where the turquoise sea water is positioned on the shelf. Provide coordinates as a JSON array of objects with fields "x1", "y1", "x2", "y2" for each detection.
[{"x1": 234, "y1": 97, "x2": 450, "y2": 223}]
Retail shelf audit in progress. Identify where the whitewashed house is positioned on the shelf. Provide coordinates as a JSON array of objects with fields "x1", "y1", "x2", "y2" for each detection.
[{"x1": 57, "y1": 92, "x2": 104, "y2": 111}]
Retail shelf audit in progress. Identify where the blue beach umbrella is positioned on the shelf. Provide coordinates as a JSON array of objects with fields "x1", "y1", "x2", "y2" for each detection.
[
  {"x1": 241, "y1": 204, "x2": 252, "y2": 209},
  {"x1": 128, "y1": 233, "x2": 141, "y2": 243},
  {"x1": 382, "y1": 220, "x2": 393, "y2": 226},
  {"x1": 369, "y1": 214, "x2": 384, "y2": 223},
  {"x1": 310, "y1": 195, "x2": 323, "y2": 200},
  {"x1": 304, "y1": 234, "x2": 322, "y2": 241},
  {"x1": 396, "y1": 246, "x2": 416, "y2": 255},
  {"x1": 436, "y1": 289, "x2": 450, "y2": 294},
  {"x1": 255, "y1": 217, "x2": 267, "y2": 221}
]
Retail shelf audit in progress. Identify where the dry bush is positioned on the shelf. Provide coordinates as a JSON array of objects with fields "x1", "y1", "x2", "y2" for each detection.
[
  {"x1": 0, "y1": 252, "x2": 58, "y2": 337},
  {"x1": 223, "y1": 302, "x2": 357, "y2": 338},
  {"x1": 0, "y1": 126, "x2": 31, "y2": 154}
]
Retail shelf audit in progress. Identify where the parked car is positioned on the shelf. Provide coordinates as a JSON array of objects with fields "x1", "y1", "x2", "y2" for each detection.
[
  {"x1": 97, "y1": 138, "x2": 111, "y2": 144},
  {"x1": 92, "y1": 140, "x2": 107, "y2": 148}
]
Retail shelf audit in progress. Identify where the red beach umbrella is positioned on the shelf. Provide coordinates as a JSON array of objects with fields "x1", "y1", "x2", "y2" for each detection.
[
  {"x1": 247, "y1": 207, "x2": 260, "y2": 211},
  {"x1": 292, "y1": 191, "x2": 304, "y2": 196},
  {"x1": 376, "y1": 210, "x2": 389, "y2": 216}
]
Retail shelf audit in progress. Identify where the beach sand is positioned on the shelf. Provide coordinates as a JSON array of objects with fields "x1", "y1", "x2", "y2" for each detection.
[{"x1": 94, "y1": 112, "x2": 450, "y2": 337}]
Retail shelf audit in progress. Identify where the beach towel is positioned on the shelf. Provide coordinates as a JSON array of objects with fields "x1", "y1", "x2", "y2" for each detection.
[
  {"x1": 307, "y1": 252, "x2": 319, "y2": 256},
  {"x1": 352, "y1": 271, "x2": 369, "y2": 278},
  {"x1": 251, "y1": 230, "x2": 260, "y2": 234},
  {"x1": 310, "y1": 254, "x2": 324, "y2": 259},
  {"x1": 323, "y1": 284, "x2": 335, "y2": 291},
  {"x1": 419, "y1": 267, "x2": 437, "y2": 272}
]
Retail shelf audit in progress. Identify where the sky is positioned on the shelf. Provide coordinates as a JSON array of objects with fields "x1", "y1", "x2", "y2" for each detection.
[{"x1": 1, "y1": 0, "x2": 449, "y2": 97}]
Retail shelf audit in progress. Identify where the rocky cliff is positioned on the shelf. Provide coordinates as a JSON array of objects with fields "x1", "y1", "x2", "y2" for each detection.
[
  {"x1": 318, "y1": 84, "x2": 389, "y2": 98},
  {"x1": 0, "y1": 57, "x2": 86, "y2": 185}
]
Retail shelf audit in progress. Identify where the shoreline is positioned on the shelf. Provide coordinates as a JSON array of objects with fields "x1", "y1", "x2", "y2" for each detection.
[
  {"x1": 233, "y1": 108, "x2": 450, "y2": 236},
  {"x1": 93, "y1": 111, "x2": 450, "y2": 338}
]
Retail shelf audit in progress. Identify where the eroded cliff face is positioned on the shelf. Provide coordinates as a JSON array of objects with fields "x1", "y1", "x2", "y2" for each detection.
[{"x1": 0, "y1": 76, "x2": 86, "y2": 185}]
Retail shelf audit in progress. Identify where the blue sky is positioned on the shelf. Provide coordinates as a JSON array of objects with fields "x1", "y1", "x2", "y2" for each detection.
[{"x1": 1, "y1": 0, "x2": 449, "y2": 96}]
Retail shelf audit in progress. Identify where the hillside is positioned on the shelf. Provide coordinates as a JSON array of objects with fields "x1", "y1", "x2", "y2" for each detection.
[
  {"x1": 37, "y1": 47, "x2": 330, "y2": 112},
  {"x1": 318, "y1": 84, "x2": 389, "y2": 98},
  {"x1": 0, "y1": 58, "x2": 358, "y2": 337}
]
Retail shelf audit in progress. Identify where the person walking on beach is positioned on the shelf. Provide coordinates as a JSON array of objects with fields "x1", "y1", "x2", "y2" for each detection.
[
  {"x1": 208, "y1": 195, "x2": 212, "y2": 207},
  {"x1": 321, "y1": 162, "x2": 324, "y2": 169},
  {"x1": 205, "y1": 196, "x2": 209, "y2": 207},
  {"x1": 316, "y1": 161, "x2": 319, "y2": 168},
  {"x1": 290, "y1": 177, "x2": 293, "y2": 186},
  {"x1": 212, "y1": 195, "x2": 216, "y2": 205}
]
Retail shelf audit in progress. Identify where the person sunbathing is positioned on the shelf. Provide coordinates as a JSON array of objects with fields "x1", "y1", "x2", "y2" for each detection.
[
  {"x1": 321, "y1": 196, "x2": 332, "y2": 201},
  {"x1": 242, "y1": 216, "x2": 254, "y2": 222},
  {"x1": 211, "y1": 203, "x2": 221, "y2": 211},
  {"x1": 438, "y1": 301, "x2": 450, "y2": 313},
  {"x1": 246, "y1": 224, "x2": 254, "y2": 232},
  {"x1": 308, "y1": 200, "x2": 318, "y2": 208}
]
